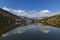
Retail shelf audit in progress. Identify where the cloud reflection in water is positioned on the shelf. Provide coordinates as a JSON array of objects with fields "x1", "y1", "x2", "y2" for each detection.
[{"x1": 2, "y1": 23, "x2": 59, "y2": 37}]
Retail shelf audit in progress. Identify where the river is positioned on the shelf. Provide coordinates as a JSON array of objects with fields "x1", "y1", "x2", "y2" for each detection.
[{"x1": 0, "y1": 23, "x2": 60, "y2": 40}]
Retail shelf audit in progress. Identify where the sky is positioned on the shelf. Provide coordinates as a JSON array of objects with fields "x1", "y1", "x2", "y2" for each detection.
[{"x1": 0, "y1": 0, "x2": 60, "y2": 18}]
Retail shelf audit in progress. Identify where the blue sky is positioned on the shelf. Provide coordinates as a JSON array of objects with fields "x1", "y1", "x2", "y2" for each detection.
[
  {"x1": 0, "y1": 0, "x2": 60, "y2": 12},
  {"x1": 1, "y1": 0, "x2": 60, "y2": 18}
]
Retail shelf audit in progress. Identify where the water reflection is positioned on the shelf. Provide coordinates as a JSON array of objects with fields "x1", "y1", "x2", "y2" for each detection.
[{"x1": 1, "y1": 23, "x2": 60, "y2": 40}]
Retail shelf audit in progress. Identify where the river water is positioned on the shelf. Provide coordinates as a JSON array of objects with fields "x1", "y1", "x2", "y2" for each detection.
[{"x1": 0, "y1": 23, "x2": 60, "y2": 40}]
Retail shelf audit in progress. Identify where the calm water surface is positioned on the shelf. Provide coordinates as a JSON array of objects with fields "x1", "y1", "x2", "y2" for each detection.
[{"x1": 0, "y1": 23, "x2": 60, "y2": 40}]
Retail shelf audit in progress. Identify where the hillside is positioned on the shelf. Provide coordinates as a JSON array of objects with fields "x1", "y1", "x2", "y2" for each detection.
[
  {"x1": 35, "y1": 14, "x2": 60, "y2": 27},
  {"x1": 0, "y1": 8, "x2": 34, "y2": 36},
  {"x1": 0, "y1": 8, "x2": 24, "y2": 36}
]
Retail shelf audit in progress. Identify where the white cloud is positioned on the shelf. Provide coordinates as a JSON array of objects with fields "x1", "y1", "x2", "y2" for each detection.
[
  {"x1": 39, "y1": 10, "x2": 50, "y2": 13},
  {"x1": 2, "y1": 7, "x2": 60, "y2": 18},
  {"x1": 2, "y1": 6, "x2": 12, "y2": 11},
  {"x1": 13, "y1": 10, "x2": 27, "y2": 16},
  {"x1": 37, "y1": 10, "x2": 51, "y2": 18}
]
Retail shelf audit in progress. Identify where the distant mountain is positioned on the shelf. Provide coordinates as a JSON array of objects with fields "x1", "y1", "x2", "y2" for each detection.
[{"x1": 35, "y1": 14, "x2": 60, "y2": 27}]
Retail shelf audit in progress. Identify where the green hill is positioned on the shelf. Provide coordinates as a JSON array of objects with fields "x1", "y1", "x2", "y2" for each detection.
[{"x1": 35, "y1": 14, "x2": 60, "y2": 27}]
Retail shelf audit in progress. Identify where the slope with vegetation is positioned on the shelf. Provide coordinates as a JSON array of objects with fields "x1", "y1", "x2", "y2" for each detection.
[
  {"x1": 0, "y1": 8, "x2": 24, "y2": 36},
  {"x1": 35, "y1": 14, "x2": 60, "y2": 27}
]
